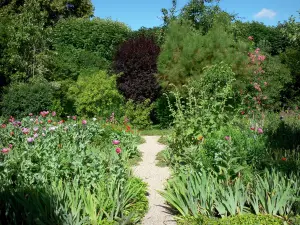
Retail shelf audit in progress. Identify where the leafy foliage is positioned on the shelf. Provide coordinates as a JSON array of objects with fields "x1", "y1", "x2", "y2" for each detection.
[
  {"x1": 0, "y1": 114, "x2": 147, "y2": 224},
  {"x1": 161, "y1": 169, "x2": 299, "y2": 218},
  {"x1": 1, "y1": 77, "x2": 54, "y2": 117},
  {"x1": 124, "y1": 99, "x2": 154, "y2": 129},
  {"x1": 68, "y1": 70, "x2": 124, "y2": 118},
  {"x1": 113, "y1": 35, "x2": 161, "y2": 102},
  {"x1": 157, "y1": 20, "x2": 249, "y2": 87}
]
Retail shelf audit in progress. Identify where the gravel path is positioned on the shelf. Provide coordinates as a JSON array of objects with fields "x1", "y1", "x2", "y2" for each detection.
[{"x1": 133, "y1": 136, "x2": 176, "y2": 225}]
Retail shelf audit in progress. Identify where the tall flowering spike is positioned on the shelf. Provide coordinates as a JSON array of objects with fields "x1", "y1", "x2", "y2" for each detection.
[{"x1": 112, "y1": 140, "x2": 120, "y2": 145}]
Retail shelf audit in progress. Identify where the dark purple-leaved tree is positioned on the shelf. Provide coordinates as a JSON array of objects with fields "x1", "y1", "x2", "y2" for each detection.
[{"x1": 113, "y1": 35, "x2": 161, "y2": 103}]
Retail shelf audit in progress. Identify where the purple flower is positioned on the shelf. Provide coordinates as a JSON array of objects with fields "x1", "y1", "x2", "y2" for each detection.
[
  {"x1": 82, "y1": 120, "x2": 87, "y2": 125},
  {"x1": 257, "y1": 128, "x2": 263, "y2": 134},
  {"x1": 112, "y1": 140, "x2": 120, "y2": 145},
  {"x1": 27, "y1": 137, "x2": 34, "y2": 143}
]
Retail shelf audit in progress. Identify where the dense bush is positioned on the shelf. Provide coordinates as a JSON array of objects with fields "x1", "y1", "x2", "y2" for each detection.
[
  {"x1": 113, "y1": 35, "x2": 161, "y2": 102},
  {"x1": 153, "y1": 94, "x2": 175, "y2": 128},
  {"x1": 1, "y1": 77, "x2": 54, "y2": 117},
  {"x1": 53, "y1": 18, "x2": 131, "y2": 63},
  {"x1": 234, "y1": 21, "x2": 289, "y2": 55},
  {"x1": 68, "y1": 70, "x2": 124, "y2": 118},
  {"x1": 48, "y1": 18, "x2": 131, "y2": 82},
  {"x1": 178, "y1": 214, "x2": 284, "y2": 225},
  {"x1": 157, "y1": 19, "x2": 249, "y2": 87},
  {"x1": 124, "y1": 99, "x2": 154, "y2": 129}
]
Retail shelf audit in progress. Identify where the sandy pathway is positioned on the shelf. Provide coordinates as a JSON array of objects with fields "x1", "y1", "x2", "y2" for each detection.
[{"x1": 133, "y1": 136, "x2": 176, "y2": 225}]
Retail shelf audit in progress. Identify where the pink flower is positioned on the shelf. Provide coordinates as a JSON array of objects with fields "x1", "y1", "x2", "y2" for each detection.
[
  {"x1": 264, "y1": 82, "x2": 268, "y2": 86},
  {"x1": 8, "y1": 144, "x2": 13, "y2": 149},
  {"x1": 33, "y1": 127, "x2": 39, "y2": 132},
  {"x1": 248, "y1": 36, "x2": 254, "y2": 41},
  {"x1": 116, "y1": 147, "x2": 122, "y2": 154},
  {"x1": 52, "y1": 111, "x2": 56, "y2": 117},
  {"x1": 82, "y1": 120, "x2": 87, "y2": 125},
  {"x1": 1, "y1": 124, "x2": 6, "y2": 128},
  {"x1": 258, "y1": 55, "x2": 266, "y2": 61},
  {"x1": 257, "y1": 128, "x2": 263, "y2": 134},
  {"x1": 34, "y1": 133, "x2": 39, "y2": 138},
  {"x1": 1, "y1": 148, "x2": 10, "y2": 154},
  {"x1": 112, "y1": 140, "x2": 120, "y2": 145},
  {"x1": 225, "y1": 136, "x2": 231, "y2": 141},
  {"x1": 40, "y1": 111, "x2": 48, "y2": 117},
  {"x1": 27, "y1": 137, "x2": 34, "y2": 143},
  {"x1": 29, "y1": 113, "x2": 33, "y2": 116},
  {"x1": 255, "y1": 48, "x2": 260, "y2": 54},
  {"x1": 22, "y1": 128, "x2": 30, "y2": 135},
  {"x1": 72, "y1": 116, "x2": 77, "y2": 120}
]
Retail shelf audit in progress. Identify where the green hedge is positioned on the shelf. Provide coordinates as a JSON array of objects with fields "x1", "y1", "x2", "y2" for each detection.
[{"x1": 178, "y1": 215, "x2": 284, "y2": 225}]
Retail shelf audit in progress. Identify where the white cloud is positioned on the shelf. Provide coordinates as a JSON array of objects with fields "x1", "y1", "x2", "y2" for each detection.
[{"x1": 254, "y1": 8, "x2": 276, "y2": 19}]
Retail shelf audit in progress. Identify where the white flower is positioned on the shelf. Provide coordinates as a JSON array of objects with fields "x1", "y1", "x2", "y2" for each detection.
[{"x1": 93, "y1": 118, "x2": 97, "y2": 121}]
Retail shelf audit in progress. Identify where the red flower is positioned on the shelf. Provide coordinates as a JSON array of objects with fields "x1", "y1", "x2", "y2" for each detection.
[
  {"x1": 47, "y1": 120, "x2": 52, "y2": 124},
  {"x1": 241, "y1": 111, "x2": 245, "y2": 115},
  {"x1": 282, "y1": 157, "x2": 287, "y2": 161},
  {"x1": 1, "y1": 124, "x2": 6, "y2": 128},
  {"x1": 116, "y1": 147, "x2": 122, "y2": 154},
  {"x1": 250, "y1": 127, "x2": 255, "y2": 131}
]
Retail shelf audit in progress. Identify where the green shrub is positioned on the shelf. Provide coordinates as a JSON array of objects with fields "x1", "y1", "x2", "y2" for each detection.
[
  {"x1": 68, "y1": 70, "x2": 124, "y2": 118},
  {"x1": 1, "y1": 77, "x2": 54, "y2": 117},
  {"x1": 167, "y1": 63, "x2": 236, "y2": 157},
  {"x1": 178, "y1": 214, "x2": 284, "y2": 225},
  {"x1": 124, "y1": 99, "x2": 154, "y2": 129},
  {"x1": 153, "y1": 93, "x2": 175, "y2": 128},
  {"x1": 157, "y1": 20, "x2": 249, "y2": 87}
]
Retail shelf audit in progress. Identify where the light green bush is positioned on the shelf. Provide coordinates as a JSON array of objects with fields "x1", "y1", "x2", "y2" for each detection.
[
  {"x1": 124, "y1": 99, "x2": 154, "y2": 129},
  {"x1": 68, "y1": 70, "x2": 124, "y2": 118},
  {"x1": 178, "y1": 214, "x2": 284, "y2": 225}
]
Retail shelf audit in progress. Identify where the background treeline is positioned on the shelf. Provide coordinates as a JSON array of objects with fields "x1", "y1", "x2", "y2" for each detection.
[{"x1": 0, "y1": 0, "x2": 299, "y2": 128}]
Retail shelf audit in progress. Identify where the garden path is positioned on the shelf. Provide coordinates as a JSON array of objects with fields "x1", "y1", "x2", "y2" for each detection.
[{"x1": 133, "y1": 136, "x2": 176, "y2": 225}]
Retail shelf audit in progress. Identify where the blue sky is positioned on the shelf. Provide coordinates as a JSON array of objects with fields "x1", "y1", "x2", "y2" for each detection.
[{"x1": 92, "y1": 0, "x2": 300, "y2": 30}]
